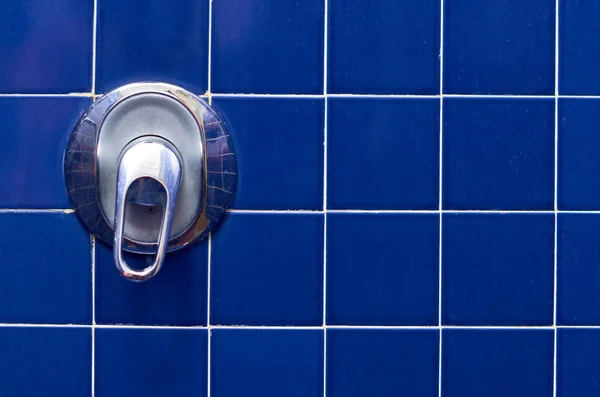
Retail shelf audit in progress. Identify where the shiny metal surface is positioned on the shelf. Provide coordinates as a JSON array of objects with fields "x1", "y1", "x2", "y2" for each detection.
[
  {"x1": 114, "y1": 139, "x2": 181, "y2": 281},
  {"x1": 97, "y1": 92, "x2": 203, "y2": 243},
  {"x1": 64, "y1": 82, "x2": 237, "y2": 260}
]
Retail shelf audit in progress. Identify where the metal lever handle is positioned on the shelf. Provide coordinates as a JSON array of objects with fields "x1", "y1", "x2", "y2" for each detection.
[{"x1": 113, "y1": 140, "x2": 182, "y2": 281}]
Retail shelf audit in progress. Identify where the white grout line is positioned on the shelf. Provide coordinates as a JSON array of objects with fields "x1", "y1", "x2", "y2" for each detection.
[
  {"x1": 207, "y1": 4, "x2": 214, "y2": 393},
  {"x1": 207, "y1": 0, "x2": 213, "y2": 95},
  {"x1": 0, "y1": 93, "x2": 95, "y2": 97},
  {"x1": 322, "y1": 0, "x2": 329, "y2": 395},
  {"x1": 91, "y1": 0, "x2": 98, "y2": 96},
  {"x1": 553, "y1": 0, "x2": 560, "y2": 396},
  {"x1": 1, "y1": 323, "x2": 598, "y2": 329},
  {"x1": 91, "y1": 235, "x2": 96, "y2": 397},
  {"x1": 207, "y1": 233, "x2": 212, "y2": 397},
  {"x1": 6, "y1": 208, "x2": 600, "y2": 215},
  {"x1": 90, "y1": 0, "x2": 98, "y2": 393},
  {"x1": 0, "y1": 209, "x2": 75, "y2": 214},
  {"x1": 438, "y1": 0, "x2": 444, "y2": 394},
  {"x1": 211, "y1": 93, "x2": 325, "y2": 99},
  {"x1": 3, "y1": 92, "x2": 600, "y2": 99}
]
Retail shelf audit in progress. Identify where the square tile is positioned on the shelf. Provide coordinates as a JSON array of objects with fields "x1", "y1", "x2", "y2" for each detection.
[
  {"x1": 558, "y1": 99, "x2": 600, "y2": 210},
  {"x1": 0, "y1": 0, "x2": 92, "y2": 93},
  {"x1": 443, "y1": 98, "x2": 554, "y2": 210},
  {"x1": 212, "y1": 0, "x2": 324, "y2": 94},
  {"x1": 211, "y1": 213, "x2": 323, "y2": 325},
  {"x1": 97, "y1": 0, "x2": 209, "y2": 94},
  {"x1": 557, "y1": 329, "x2": 600, "y2": 397},
  {"x1": 0, "y1": 213, "x2": 91, "y2": 324},
  {"x1": 444, "y1": 0, "x2": 555, "y2": 94},
  {"x1": 211, "y1": 329, "x2": 323, "y2": 397},
  {"x1": 0, "y1": 97, "x2": 91, "y2": 208},
  {"x1": 327, "y1": 329, "x2": 439, "y2": 397},
  {"x1": 95, "y1": 241, "x2": 207, "y2": 326},
  {"x1": 213, "y1": 98, "x2": 324, "y2": 210},
  {"x1": 443, "y1": 214, "x2": 554, "y2": 325},
  {"x1": 327, "y1": 213, "x2": 438, "y2": 325},
  {"x1": 96, "y1": 328, "x2": 207, "y2": 397},
  {"x1": 557, "y1": 214, "x2": 600, "y2": 325},
  {"x1": 328, "y1": 98, "x2": 439, "y2": 210},
  {"x1": 328, "y1": 0, "x2": 440, "y2": 94},
  {"x1": 0, "y1": 327, "x2": 91, "y2": 396},
  {"x1": 442, "y1": 329, "x2": 554, "y2": 397},
  {"x1": 559, "y1": 1, "x2": 600, "y2": 94}
]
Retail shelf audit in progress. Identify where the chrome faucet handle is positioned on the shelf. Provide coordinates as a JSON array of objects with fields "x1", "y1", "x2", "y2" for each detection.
[{"x1": 113, "y1": 139, "x2": 182, "y2": 281}]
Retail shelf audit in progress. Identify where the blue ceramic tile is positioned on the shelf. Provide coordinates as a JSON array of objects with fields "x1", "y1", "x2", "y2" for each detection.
[
  {"x1": 442, "y1": 329, "x2": 554, "y2": 397},
  {"x1": 95, "y1": 328, "x2": 207, "y2": 397},
  {"x1": 559, "y1": 1, "x2": 600, "y2": 94},
  {"x1": 0, "y1": 213, "x2": 90, "y2": 324},
  {"x1": 211, "y1": 0, "x2": 324, "y2": 94},
  {"x1": 327, "y1": 213, "x2": 438, "y2": 325},
  {"x1": 211, "y1": 329, "x2": 323, "y2": 397},
  {"x1": 328, "y1": 98, "x2": 439, "y2": 210},
  {"x1": 557, "y1": 329, "x2": 600, "y2": 397},
  {"x1": 0, "y1": 97, "x2": 91, "y2": 208},
  {"x1": 557, "y1": 214, "x2": 600, "y2": 325},
  {"x1": 444, "y1": 0, "x2": 555, "y2": 94},
  {"x1": 0, "y1": 327, "x2": 91, "y2": 397},
  {"x1": 97, "y1": 0, "x2": 209, "y2": 94},
  {"x1": 95, "y1": 241, "x2": 207, "y2": 326},
  {"x1": 327, "y1": 329, "x2": 439, "y2": 397},
  {"x1": 443, "y1": 214, "x2": 554, "y2": 325},
  {"x1": 443, "y1": 98, "x2": 554, "y2": 210},
  {"x1": 211, "y1": 213, "x2": 323, "y2": 326},
  {"x1": 213, "y1": 98, "x2": 323, "y2": 210},
  {"x1": 0, "y1": 1, "x2": 92, "y2": 93},
  {"x1": 328, "y1": 0, "x2": 440, "y2": 94},
  {"x1": 558, "y1": 99, "x2": 600, "y2": 210}
]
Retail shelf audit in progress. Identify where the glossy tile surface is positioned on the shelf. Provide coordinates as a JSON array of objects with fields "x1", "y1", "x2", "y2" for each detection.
[
  {"x1": 443, "y1": 98, "x2": 554, "y2": 210},
  {"x1": 327, "y1": 213, "x2": 438, "y2": 325},
  {"x1": 95, "y1": 328, "x2": 207, "y2": 397},
  {"x1": 328, "y1": 0, "x2": 440, "y2": 94},
  {"x1": 212, "y1": 0, "x2": 324, "y2": 94},
  {"x1": 95, "y1": 241, "x2": 208, "y2": 326},
  {"x1": 327, "y1": 329, "x2": 439, "y2": 397},
  {"x1": 213, "y1": 98, "x2": 324, "y2": 210},
  {"x1": 557, "y1": 329, "x2": 600, "y2": 397},
  {"x1": 0, "y1": 327, "x2": 91, "y2": 397},
  {"x1": 2, "y1": 0, "x2": 597, "y2": 394},
  {"x1": 0, "y1": 97, "x2": 91, "y2": 208},
  {"x1": 0, "y1": 0, "x2": 93, "y2": 93},
  {"x1": 328, "y1": 98, "x2": 439, "y2": 210},
  {"x1": 97, "y1": 0, "x2": 209, "y2": 93},
  {"x1": 443, "y1": 214, "x2": 554, "y2": 325},
  {"x1": 442, "y1": 329, "x2": 554, "y2": 397},
  {"x1": 211, "y1": 213, "x2": 323, "y2": 325},
  {"x1": 211, "y1": 329, "x2": 323, "y2": 397},
  {"x1": 558, "y1": 99, "x2": 600, "y2": 209},
  {"x1": 0, "y1": 213, "x2": 91, "y2": 324},
  {"x1": 559, "y1": 0, "x2": 600, "y2": 94},
  {"x1": 557, "y1": 214, "x2": 600, "y2": 325},
  {"x1": 444, "y1": 0, "x2": 555, "y2": 94}
]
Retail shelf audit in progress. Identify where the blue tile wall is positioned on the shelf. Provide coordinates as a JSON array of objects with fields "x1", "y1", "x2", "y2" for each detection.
[
  {"x1": 2, "y1": 0, "x2": 600, "y2": 396},
  {"x1": 442, "y1": 213, "x2": 554, "y2": 325},
  {"x1": 444, "y1": 0, "x2": 555, "y2": 95},
  {"x1": 327, "y1": 329, "x2": 439, "y2": 397},
  {"x1": 328, "y1": 0, "x2": 440, "y2": 94},
  {"x1": 442, "y1": 329, "x2": 554, "y2": 397},
  {"x1": 211, "y1": 329, "x2": 323, "y2": 397},
  {"x1": 95, "y1": 328, "x2": 207, "y2": 397},
  {"x1": 557, "y1": 328, "x2": 600, "y2": 397}
]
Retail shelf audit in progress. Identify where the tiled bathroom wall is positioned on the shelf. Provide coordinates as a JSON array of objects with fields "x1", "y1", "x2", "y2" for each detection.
[{"x1": 1, "y1": 0, "x2": 600, "y2": 396}]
